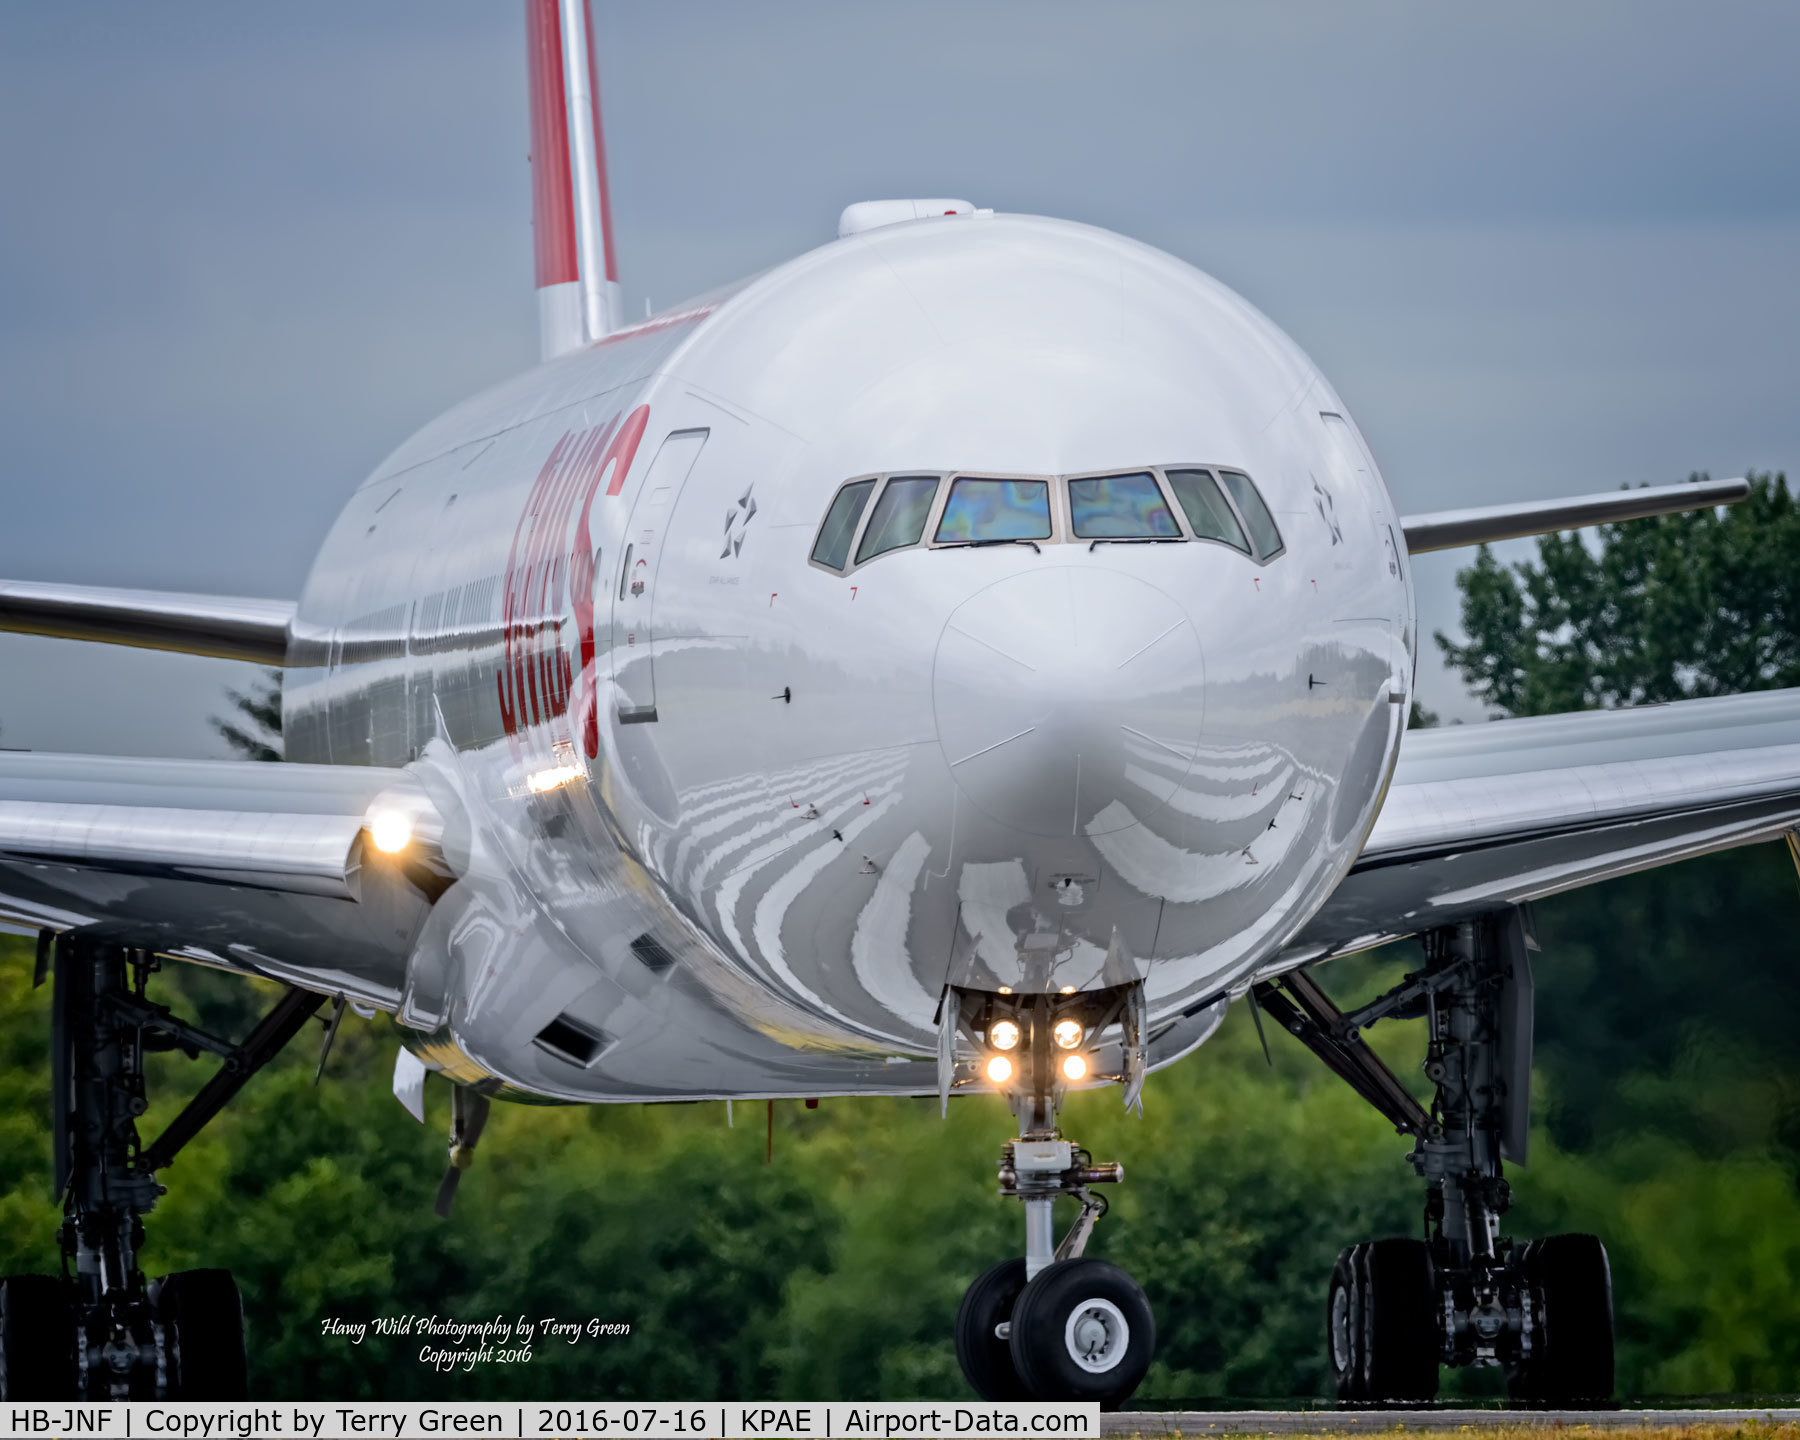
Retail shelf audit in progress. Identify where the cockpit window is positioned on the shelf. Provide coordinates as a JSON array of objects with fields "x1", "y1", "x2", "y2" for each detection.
[
  {"x1": 934, "y1": 478, "x2": 1052, "y2": 543},
  {"x1": 1217, "y1": 470, "x2": 1284, "y2": 560},
  {"x1": 811, "y1": 478, "x2": 877, "y2": 571},
  {"x1": 856, "y1": 476, "x2": 939, "y2": 562},
  {"x1": 1165, "y1": 469, "x2": 1249, "y2": 553},
  {"x1": 1067, "y1": 472, "x2": 1181, "y2": 540}
]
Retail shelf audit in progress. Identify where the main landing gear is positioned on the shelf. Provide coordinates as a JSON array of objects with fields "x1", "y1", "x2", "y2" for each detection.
[
  {"x1": 1257, "y1": 909, "x2": 1615, "y2": 1407},
  {"x1": 947, "y1": 985, "x2": 1154, "y2": 1407},
  {"x1": 0, "y1": 936, "x2": 325, "y2": 1401}
]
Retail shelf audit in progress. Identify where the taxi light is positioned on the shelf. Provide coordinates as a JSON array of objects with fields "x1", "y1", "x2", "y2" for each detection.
[
  {"x1": 989, "y1": 1019, "x2": 1021, "y2": 1051},
  {"x1": 985, "y1": 1055, "x2": 1013, "y2": 1084},
  {"x1": 368, "y1": 811, "x2": 413, "y2": 854},
  {"x1": 527, "y1": 763, "x2": 585, "y2": 793},
  {"x1": 1059, "y1": 985, "x2": 1076, "y2": 995},
  {"x1": 1053, "y1": 1019, "x2": 1083, "y2": 1050},
  {"x1": 998, "y1": 986, "x2": 1013, "y2": 995},
  {"x1": 1062, "y1": 1054, "x2": 1088, "y2": 1081}
]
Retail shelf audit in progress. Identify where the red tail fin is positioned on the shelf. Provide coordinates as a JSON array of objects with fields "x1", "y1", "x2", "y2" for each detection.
[{"x1": 526, "y1": 0, "x2": 622, "y2": 359}]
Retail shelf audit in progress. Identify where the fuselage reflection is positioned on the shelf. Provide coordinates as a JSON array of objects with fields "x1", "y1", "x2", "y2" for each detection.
[{"x1": 284, "y1": 213, "x2": 1414, "y2": 1100}]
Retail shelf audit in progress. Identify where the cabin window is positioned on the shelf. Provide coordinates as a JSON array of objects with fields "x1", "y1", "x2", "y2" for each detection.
[
  {"x1": 1216, "y1": 470, "x2": 1284, "y2": 560},
  {"x1": 1067, "y1": 471, "x2": 1181, "y2": 540},
  {"x1": 1165, "y1": 469, "x2": 1249, "y2": 552},
  {"x1": 934, "y1": 478, "x2": 1052, "y2": 544},
  {"x1": 856, "y1": 476, "x2": 939, "y2": 562},
  {"x1": 811, "y1": 479, "x2": 878, "y2": 571}
]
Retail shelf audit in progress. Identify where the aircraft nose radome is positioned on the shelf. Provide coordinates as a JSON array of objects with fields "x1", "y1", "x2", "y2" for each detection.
[{"x1": 932, "y1": 567, "x2": 1206, "y2": 838}]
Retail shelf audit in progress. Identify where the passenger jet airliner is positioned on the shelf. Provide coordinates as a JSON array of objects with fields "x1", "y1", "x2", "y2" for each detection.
[{"x1": 1, "y1": 0, "x2": 1795, "y2": 1408}]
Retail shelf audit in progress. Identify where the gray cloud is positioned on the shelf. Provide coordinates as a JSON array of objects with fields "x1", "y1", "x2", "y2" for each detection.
[{"x1": 1, "y1": 1, "x2": 1795, "y2": 750}]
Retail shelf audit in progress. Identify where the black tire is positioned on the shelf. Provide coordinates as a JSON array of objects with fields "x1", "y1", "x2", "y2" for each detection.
[
  {"x1": 157, "y1": 1269, "x2": 248, "y2": 1400},
  {"x1": 0, "y1": 1274, "x2": 78, "y2": 1401},
  {"x1": 1008, "y1": 1257, "x2": 1154, "y2": 1407},
  {"x1": 1328, "y1": 1239, "x2": 1439, "y2": 1405},
  {"x1": 1507, "y1": 1234, "x2": 1614, "y2": 1407},
  {"x1": 955, "y1": 1258, "x2": 1031, "y2": 1400}
]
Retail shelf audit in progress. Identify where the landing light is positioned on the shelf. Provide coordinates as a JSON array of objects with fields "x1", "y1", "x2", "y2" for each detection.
[
  {"x1": 1059, "y1": 985, "x2": 1076, "y2": 995},
  {"x1": 368, "y1": 811, "x2": 413, "y2": 854},
  {"x1": 1062, "y1": 1054, "x2": 1088, "y2": 1082},
  {"x1": 527, "y1": 763, "x2": 585, "y2": 793},
  {"x1": 985, "y1": 1055, "x2": 1013, "y2": 1085},
  {"x1": 989, "y1": 1019, "x2": 1021, "y2": 1051},
  {"x1": 1053, "y1": 1019, "x2": 1083, "y2": 1050}
]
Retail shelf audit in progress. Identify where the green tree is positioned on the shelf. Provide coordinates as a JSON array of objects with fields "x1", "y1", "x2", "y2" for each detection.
[
  {"x1": 1437, "y1": 473, "x2": 1798, "y2": 717},
  {"x1": 212, "y1": 667, "x2": 284, "y2": 761}
]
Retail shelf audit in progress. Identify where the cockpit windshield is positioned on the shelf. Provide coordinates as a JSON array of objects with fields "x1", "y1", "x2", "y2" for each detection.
[
  {"x1": 856, "y1": 476, "x2": 939, "y2": 562},
  {"x1": 935, "y1": 478, "x2": 1052, "y2": 544},
  {"x1": 1217, "y1": 470, "x2": 1285, "y2": 561},
  {"x1": 1068, "y1": 472, "x2": 1181, "y2": 540},
  {"x1": 809, "y1": 464, "x2": 1283, "y2": 575},
  {"x1": 810, "y1": 478, "x2": 876, "y2": 570},
  {"x1": 1165, "y1": 469, "x2": 1249, "y2": 552}
]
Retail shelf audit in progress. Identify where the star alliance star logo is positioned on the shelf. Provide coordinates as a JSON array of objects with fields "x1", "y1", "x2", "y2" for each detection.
[{"x1": 721, "y1": 484, "x2": 756, "y2": 559}]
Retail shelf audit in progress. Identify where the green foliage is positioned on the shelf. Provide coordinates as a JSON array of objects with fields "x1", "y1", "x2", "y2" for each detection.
[
  {"x1": 1437, "y1": 474, "x2": 1798, "y2": 717},
  {"x1": 212, "y1": 667, "x2": 284, "y2": 762},
  {"x1": 8, "y1": 913, "x2": 1800, "y2": 1402}
]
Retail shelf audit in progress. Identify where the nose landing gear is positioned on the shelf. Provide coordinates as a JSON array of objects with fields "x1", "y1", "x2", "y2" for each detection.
[{"x1": 946, "y1": 985, "x2": 1154, "y2": 1407}]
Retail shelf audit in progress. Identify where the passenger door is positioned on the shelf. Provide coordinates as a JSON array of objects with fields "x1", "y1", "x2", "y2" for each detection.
[{"x1": 610, "y1": 429, "x2": 710, "y2": 723}]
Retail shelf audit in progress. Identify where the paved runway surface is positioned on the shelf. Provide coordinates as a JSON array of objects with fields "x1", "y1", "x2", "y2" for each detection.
[{"x1": 1104, "y1": 1410, "x2": 1800, "y2": 1435}]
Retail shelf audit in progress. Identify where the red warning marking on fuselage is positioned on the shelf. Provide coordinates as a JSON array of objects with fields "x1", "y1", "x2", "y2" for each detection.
[{"x1": 497, "y1": 403, "x2": 650, "y2": 757}]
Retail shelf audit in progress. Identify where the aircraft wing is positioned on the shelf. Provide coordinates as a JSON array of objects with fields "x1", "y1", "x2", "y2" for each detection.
[
  {"x1": 0, "y1": 580, "x2": 294, "y2": 664},
  {"x1": 1399, "y1": 475, "x2": 1749, "y2": 554},
  {"x1": 1290, "y1": 687, "x2": 1800, "y2": 959},
  {"x1": 0, "y1": 750, "x2": 452, "y2": 1007}
]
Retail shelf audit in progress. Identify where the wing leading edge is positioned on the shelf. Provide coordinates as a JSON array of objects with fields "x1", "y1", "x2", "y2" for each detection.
[
  {"x1": 1400, "y1": 476, "x2": 1749, "y2": 554},
  {"x1": 0, "y1": 750, "x2": 453, "y2": 1009},
  {"x1": 1289, "y1": 687, "x2": 1800, "y2": 962}
]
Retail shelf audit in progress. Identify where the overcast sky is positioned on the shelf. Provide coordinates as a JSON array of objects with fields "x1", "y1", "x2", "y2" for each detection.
[{"x1": 1, "y1": 1, "x2": 1797, "y2": 755}]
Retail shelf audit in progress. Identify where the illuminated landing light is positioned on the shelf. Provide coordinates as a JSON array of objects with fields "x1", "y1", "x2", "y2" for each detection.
[
  {"x1": 1059, "y1": 985, "x2": 1076, "y2": 995},
  {"x1": 998, "y1": 986, "x2": 1013, "y2": 995},
  {"x1": 368, "y1": 811, "x2": 413, "y2": 854},
  {"x1": 1053, "y1": 1019, "x2": 1084, "y2": 1050},
  {"x1": 989, "y1": 1019, "x2": 1021, "y2": 1051},
  {"x1": 1062, "y1": 1054, "x2": 1088, "y2": 1082},
  {"x1": 985, "y1": 1055, "x2": 1013, "y2": 1085},
  {"x1": 527, "y1": 763, "x2": 585, "y2": 793}
]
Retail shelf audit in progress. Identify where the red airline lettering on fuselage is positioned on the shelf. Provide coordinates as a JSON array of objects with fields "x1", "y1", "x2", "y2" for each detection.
[{"x1": 496, "y1": 404, "x2": 650, "y2": 757}]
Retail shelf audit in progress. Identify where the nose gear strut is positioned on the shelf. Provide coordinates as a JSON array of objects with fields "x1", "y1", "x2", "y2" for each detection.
[{"x1": 947, "y1": 982, "x2": 1154, "y2": 1407}]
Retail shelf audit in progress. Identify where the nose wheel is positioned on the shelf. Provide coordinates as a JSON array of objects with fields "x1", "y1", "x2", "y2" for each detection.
[
  {"x1": 1009, "y1": 1258, "x2": 1153, "y2": 1404},
  {"x1": 954, "y1": 1258, "x2": 1030, "y2": 1400}
]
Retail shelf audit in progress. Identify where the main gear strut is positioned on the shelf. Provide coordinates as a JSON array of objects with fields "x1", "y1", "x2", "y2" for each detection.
[
  {"x1": 1, "y1": 935, "x2": 324, "y2": 1401},
  {"x1": 1258, "y1": 909, "x2": 1615, "y2": 1407}
]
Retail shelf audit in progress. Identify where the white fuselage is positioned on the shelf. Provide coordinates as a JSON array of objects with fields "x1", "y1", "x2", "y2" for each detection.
[{"x1": 284, "y1": 214, "x2": 1415, "y2": 1101}]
